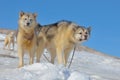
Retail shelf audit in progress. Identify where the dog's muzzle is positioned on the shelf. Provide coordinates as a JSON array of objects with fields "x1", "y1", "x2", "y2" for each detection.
[
  {"x1": 84, "y1": 35, "x2": 88, "y2": 40},
  {"x1": 27, "y1": 23, "x2": 30, "y2": 26}
]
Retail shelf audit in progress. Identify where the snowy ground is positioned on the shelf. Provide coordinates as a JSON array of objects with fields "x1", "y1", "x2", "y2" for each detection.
[{"x1": 0, "y1": 34, "x2": 120, "y2": 80}]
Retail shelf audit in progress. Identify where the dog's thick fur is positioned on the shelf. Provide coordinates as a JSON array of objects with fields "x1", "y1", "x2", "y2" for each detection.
[
  {"x1": 17, "y1": 11, "x2": 37, "y2": 68},
  {"x1": 3, "y1": 32, "x2": 15, "y2": 50},
  {"x1": 36, "y1": 20, "x2": 91, "y2": 66}
]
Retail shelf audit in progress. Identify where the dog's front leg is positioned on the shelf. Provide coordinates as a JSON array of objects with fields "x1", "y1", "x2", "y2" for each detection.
[
  {"x1": 56, "y1": 46, "x2": 64, "y2": 65},
  {"x1": 18, "y1": 47, "x2": 24, "y2": 68},
  {"x1": 64, "y1": 46, "x2": 73, "y2": 66},
  {"x1": 12, "y1": 41, "x2": 14, "y2": 50},
  {"x1": 48, "y1": 48, "x2": 56, "y2": 64},
  {"x1": 29, "y1": 49, "x2": 35, "y2": 65},
  {"x1": 8, "y1": 42, "x2": 11, "y2": 50},
  {"x1": 36, "y1": 46, "x2": 44, "y2": 63}
]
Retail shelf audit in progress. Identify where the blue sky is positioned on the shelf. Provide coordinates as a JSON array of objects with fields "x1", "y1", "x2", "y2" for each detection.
[{"x1": 0, "y1": 0, "x2": 120, "y2": 57}]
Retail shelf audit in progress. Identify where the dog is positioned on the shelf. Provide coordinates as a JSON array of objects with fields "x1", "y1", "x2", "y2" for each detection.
[
  {"x1": 36, "y1": 20, "x2": 91, "y2": 66},
  {"x1": 17, "y1": 11, "x2": 37, "y2": 68},
  {"x1": 3, "y1": 31, "x2": 15, "y2": 50}
]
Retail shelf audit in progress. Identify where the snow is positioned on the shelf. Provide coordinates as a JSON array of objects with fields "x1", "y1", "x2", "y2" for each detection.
[
  {"x1": 0, "y1": 33, "x2": 120, "y2": 80},
  {"x1": 0, "y1": 62, "x2": 90, "y2": 80},
  {"x1": 0, "y1": 33, "x2": 6, "y2": 40},
  {"x1": 21, "y1": 63, "x2": 70, "y2": 80},
  {"x1": 68, "y1": 72, "x2": 90, "y2": 80}
]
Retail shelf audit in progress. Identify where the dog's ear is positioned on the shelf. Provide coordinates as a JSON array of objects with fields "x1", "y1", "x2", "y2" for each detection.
[
  {"x1": 87, "y1": 26, "x2": 92, "y2": 34},
  {"x1": 19, "y1": 11, "x2": 24, "y2": 18},
  {"x1": 72, "y1": 26, "x2": 77, "y2": 32},
  {"x1": 33, "y1": 13, "x2": 37, "y2": 18}
]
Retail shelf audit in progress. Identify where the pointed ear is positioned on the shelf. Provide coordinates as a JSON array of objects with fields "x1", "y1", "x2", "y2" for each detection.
[
  {"x1": 33, "y1": 13, "x2": 37, "y2": 18},
  {"x1": 87, "y1": 26, "x2": 91, "y2": 32},
  {"x1": 19, "y1": 11, "x2": 24, "y2": 18},
  {"x1": 72, "y1": 26, "x2": 79, "y2": 32}
]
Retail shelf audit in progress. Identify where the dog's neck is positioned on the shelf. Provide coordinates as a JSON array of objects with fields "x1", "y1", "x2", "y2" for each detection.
[
  {"x1": 19, "y1": 27, "x2": 34, "y2": 40},
  {"x1": 24, "y1": 33, "x2": 34, "y2": 40}
]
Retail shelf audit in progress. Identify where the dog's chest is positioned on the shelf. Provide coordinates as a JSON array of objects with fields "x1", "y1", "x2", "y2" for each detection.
[{"x1": 22, "y1": 34, "x2": 35, "y2": 49}]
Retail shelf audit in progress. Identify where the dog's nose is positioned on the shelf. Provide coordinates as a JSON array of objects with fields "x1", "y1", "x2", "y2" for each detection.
[
  {"x1": 84, "y1": 35, "x2": 88, "y2": 40},
  {"x1": 27, "y1": 23, "x2": 30, "y2": 26},
  {"x1": 79, "y1": 39, "x2": 82, "y2": 41}
]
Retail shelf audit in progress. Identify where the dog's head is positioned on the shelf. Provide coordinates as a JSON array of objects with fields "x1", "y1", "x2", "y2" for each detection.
[
  {"x1": 73, "y1": 25, "x2": 91, "y2": 43},
  {"x1": 9, "y1": 32, "x2": 14, "y2": 38},
  {"x1": 18, "y1": 11, "x2": 37, "y2": 31},
  {"x1": 81, "y1": 26, "x2": 91, "y2": 41}
]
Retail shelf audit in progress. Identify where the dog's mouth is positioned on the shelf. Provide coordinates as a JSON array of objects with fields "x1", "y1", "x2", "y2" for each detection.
[
  {"x1": 79, "y1": 39, "x2": 83, "y2": 41},
  {"x1": 79, "y1": 38, "x2": 88, "y2": 41},
  {"x1": 84, "y1": 38, "x2": 87, "y2": 40}
]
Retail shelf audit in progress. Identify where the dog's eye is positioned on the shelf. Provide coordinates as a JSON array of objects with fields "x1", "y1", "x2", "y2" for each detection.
[
  {"x1": 85, "y1": 32, "x2": 88, "y2": 34},
  {"x1": 24, "y1": 18, "x2": 27, "y2": 20},
  {"x1": 79, "y1": 32, "x2": 82, "y2": 34},
  {"x1": 30, "y1": 19, "x2": 33, "y2": 22}
]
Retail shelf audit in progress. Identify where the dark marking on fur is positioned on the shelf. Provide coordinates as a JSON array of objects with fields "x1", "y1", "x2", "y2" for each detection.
[{"x1": 46, "y1": 35, "x2": 55, "y2": 40}]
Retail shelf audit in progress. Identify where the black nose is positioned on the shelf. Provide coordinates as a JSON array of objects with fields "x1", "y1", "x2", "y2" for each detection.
[
  {"x1": 79, "y1": 39, "x2": 82, "y2": 41},
  {"x1": 27, "y1": 23, "x2": 30, "y2": 26},
  {"x1": 84, "y1": 35, "x2": 88, "y2": 40}
]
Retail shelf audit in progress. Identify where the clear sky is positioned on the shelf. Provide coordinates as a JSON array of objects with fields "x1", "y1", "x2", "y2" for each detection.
[{"x1": 0, "y1": 0, "x2": 120, "y2": 57}]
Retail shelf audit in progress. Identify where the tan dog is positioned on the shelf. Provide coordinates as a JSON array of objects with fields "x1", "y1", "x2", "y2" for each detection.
[
  {"x1": 17, "y1": 11, "x2": 37, "y2": 68},
  {"x1": 36, "y1": 20, "x2": 91, "y2": 66},
  {"x1": 3, "y1": 32, "x2": 15, "y2": 50}
]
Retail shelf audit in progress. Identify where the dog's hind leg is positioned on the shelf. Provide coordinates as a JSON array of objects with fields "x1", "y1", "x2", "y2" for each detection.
[
  {"x1": 36, "y1": 45, "x2": 44, "y2": 63},
  {"x1": 48, "y1": 48, "x2": 56, "y2": 64}
]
